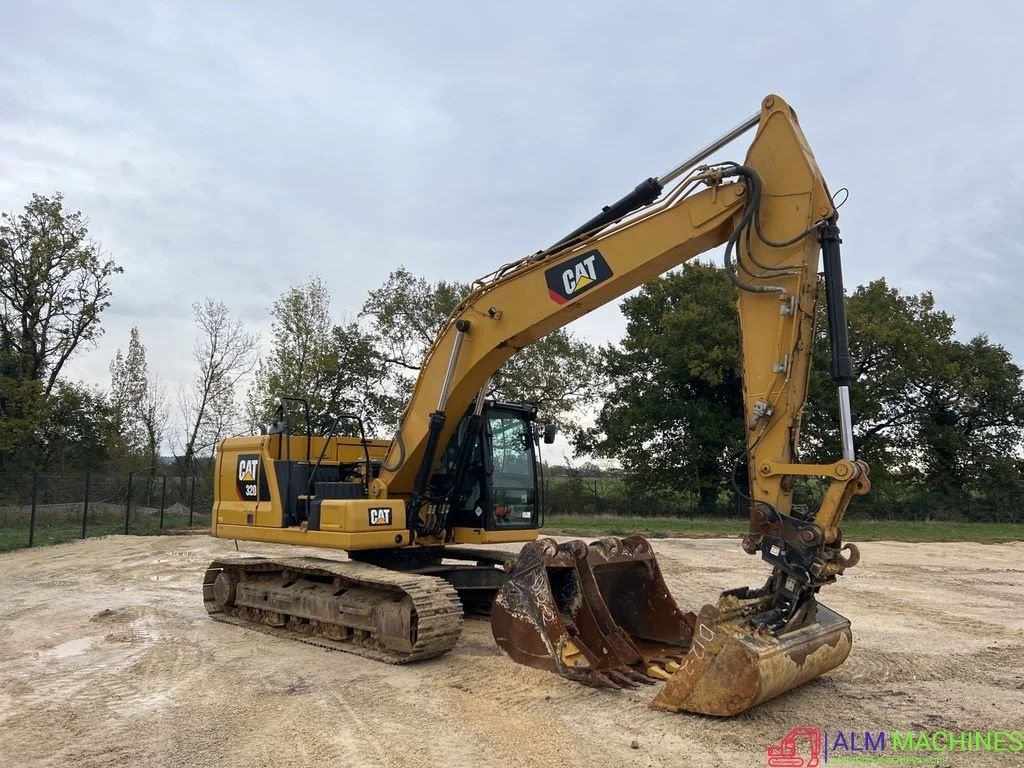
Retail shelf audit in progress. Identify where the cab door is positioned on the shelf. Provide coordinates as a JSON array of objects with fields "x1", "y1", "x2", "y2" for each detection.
[{"x1": 483, "y1": 408, "x2": 539, "y2": 530}]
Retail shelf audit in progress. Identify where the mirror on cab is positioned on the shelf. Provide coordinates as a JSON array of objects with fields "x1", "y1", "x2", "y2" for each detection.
[{"x1": 543, "y1": 423, "x2": 557, "y2": 444}]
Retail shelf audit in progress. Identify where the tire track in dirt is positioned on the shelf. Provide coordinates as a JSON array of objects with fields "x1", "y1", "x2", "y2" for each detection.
[
  {"x1": 833, "y1": 643, "x2": 1024, "y2": 685},
  {"x1": 842, "y1": 584, "x2": 1017, "y2": 640},
  {"x1": 1, "y1": 535, "x2": 1023, "y2": 768}
]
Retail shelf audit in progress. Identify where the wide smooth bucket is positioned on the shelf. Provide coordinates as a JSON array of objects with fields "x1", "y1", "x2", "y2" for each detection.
[{"x1": 650, "y1": 601, "x2": 852, "y2": 715}]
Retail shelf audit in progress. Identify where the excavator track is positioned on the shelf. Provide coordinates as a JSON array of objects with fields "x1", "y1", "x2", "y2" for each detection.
[{"x1": 204, "y1": 556, "x2": 463, "y2": 664}]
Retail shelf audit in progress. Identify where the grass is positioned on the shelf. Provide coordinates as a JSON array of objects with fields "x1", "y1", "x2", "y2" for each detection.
[
  {"x1": 542, "y1": 515, "x2": 1023, "y2": 543},
  {"x1": 0, "y1": 510, "x2": 211, "y2": 553},
  {"x1": 2, "y1": 511, "x2": 1019, "y2": 553}
]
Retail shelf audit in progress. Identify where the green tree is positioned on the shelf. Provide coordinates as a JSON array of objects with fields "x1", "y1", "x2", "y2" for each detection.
[
  {"x1": 110, "y1": 327, "x2": 148, "y2": 452},
  {"x1": 580, "y1": 263, "x2": 744, "y2": 513},
  {"x1": 588, "y1": 268, "x2": 1024, "y2": 520},
  {"x1": 489, "y1": 331, "x2": 600, "y2": 429},
  {"x1": 916, "y1": 336, "x2": 1024, "y2": 517},
  {"x1": 246, "y1": 277, "x2": 398, "y2": 435},
  {"x1": 328, "y1": 321, "x2": 405, "y2": 434},
  {"x1": 0, "y1": 367, "x2": 46, "y2": 471},
  {"x1": 804, "y1": 280, "x2": 956, "y2": 474},
  {"x1": 110, "y1": 327, "x2": 167, "y2": 473},
  {"x1": 36, "y1": 381, "x2": 118, "y2": 472},
  {"x1": 360, "y1": 266, "x2": 600, "y2": 430},
  {"x1": 360, "y1": 266, "x2": 464, "y2": 423},
  {"x1": 248, "y1": 277, "x2": 335, "y2": 430},
  {"x1": 0, "y1": 193, "x2": 122, "y2": 395},
  {"x1": 361, "y1": 266, "x2": 465, "y2": 374},
  {"x1": 139, "y1": 375, "x2": 168, "y2": 475},
  {"x1": 0, "y1": 193, "x2": 121, "y2": 471},
  {"x1": 805, "y1": 280, "x2": 1024, "y2": 519}
]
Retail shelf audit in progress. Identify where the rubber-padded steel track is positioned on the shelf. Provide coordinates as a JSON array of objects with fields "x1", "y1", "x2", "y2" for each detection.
[{"x1": 204, "y1": 555, "x2": 463, "y2": 663}]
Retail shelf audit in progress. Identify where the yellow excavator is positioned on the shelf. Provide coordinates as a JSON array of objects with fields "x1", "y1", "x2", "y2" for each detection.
[{"x1": 204, "y1": 94, "x2": 870, "y2": 716}]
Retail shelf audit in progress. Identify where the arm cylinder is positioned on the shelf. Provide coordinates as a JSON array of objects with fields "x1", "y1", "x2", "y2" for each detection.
[{"x1": 820, "y1": 217, "x2": 855, "y2": 460}]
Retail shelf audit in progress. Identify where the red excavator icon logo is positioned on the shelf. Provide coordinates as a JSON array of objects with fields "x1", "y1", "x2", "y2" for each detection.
[{"x1": 767, "y1": 727, "x2": 822, "y2": 768}]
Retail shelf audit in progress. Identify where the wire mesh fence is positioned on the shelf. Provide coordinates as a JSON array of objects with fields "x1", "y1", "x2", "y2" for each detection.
[
  {"x1": 542, "y1": 474, "x2": 746, "y2": 518},
  {"x1": 2, "y1": 467, "x2": 1019, "y2": 553},
  {"x1": 541, "y1": 471, "x2": 1024, "y2": 523},
  {"x1": 0, "y1": 471, "x2": 213, "y2": 552}
]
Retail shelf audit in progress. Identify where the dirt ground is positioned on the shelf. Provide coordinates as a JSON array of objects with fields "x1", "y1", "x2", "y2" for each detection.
[{"x1": 0, "y1": 535, "x2": 1021, "y2": 768}]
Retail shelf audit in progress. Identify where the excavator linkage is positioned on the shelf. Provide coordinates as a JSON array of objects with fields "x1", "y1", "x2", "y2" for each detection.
[{"x1": 491, "y1": 535, "x2": 852, "y2": 715}]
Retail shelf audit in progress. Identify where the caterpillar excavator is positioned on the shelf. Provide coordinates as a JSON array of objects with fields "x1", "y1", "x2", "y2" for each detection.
[{"x1": 204, "y1": 94, "x2": 870, "y2": 716}]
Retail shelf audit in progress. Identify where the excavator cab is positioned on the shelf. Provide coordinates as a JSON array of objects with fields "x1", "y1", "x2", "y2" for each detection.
[{"x1": 434, "y1": 402, "x2": 542, "y2": 532}]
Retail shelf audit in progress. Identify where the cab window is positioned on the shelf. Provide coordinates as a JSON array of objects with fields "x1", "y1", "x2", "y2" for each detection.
[{"x1": 488, "y1": 412, "x2": 536, "y2": 528}]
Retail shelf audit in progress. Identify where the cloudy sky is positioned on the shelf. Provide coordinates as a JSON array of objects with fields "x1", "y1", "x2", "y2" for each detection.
[{"x1": 3, "y1": 1, "x2": 1023, "y2": 444}]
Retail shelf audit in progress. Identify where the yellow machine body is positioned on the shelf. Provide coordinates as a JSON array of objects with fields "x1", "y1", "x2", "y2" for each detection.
[
  {"x1": 207, "y1": 94, "x2": 869, "y2": 717},
  {"x1": 213, "y1": 433, "x2": 534, "y2": 549}
]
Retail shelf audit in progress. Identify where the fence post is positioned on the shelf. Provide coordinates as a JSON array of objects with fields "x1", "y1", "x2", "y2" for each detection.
[
  {"x1": 28, "y1": 472, "x2": 39, "y2": 547},
  {"x1": 159, "y1": 475, "x2": 167, "y2": 530},
  {"x1": 189, "y1": 475, "x2": 196, "y2": 526},
  {"x1": 124, "y1": 472, "x2": 134, "y2": 535},
  {"x1": 81, "y1": 472, "x2": 91, "y2": 539}
]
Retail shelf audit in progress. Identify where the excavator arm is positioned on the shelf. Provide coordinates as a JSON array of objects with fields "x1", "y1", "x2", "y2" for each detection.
[
  {"x1": 377, "y1": 94, "x2": 867, "y2": 586},
  {"x1": 369, "y1": 94, "x2": 870, "y2": 714}
]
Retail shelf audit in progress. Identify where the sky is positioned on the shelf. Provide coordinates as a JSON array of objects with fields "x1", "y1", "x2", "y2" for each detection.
[{"x1": 2, "y1": 0, "x2": 1023, "y2": 453}]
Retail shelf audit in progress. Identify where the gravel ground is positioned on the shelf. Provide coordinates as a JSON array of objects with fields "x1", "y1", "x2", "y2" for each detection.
[{"x1": 1, "y1": 534, "x2": 1022, "y2": 767}]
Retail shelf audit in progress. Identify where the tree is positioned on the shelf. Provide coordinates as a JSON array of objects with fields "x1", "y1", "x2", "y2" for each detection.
[
  {"x1": 36, "y1": 381, "x2": 118, "y2": 473},
  {"x1": 360, "y1": 266, "x2": 465, "y2": 420},
  {"x1": 110, "y1": 327, "x2": 167, "y2": 473},
  {"x1": 328, "y1": 321, "x2": 405, "y2": 434},
  {"x1": 804, "y1": 279, "x2": 1024, "y2": 516},
  {"x1": 804, "y1": 280, "x2": 957, "y2": 474},
  {"x1": 178, "y1": 299, "x2": 255, "y2": 474},
  {"x1": 361, "y1": 266, "x2": 465, "y2": 373},
  {"x1": 579, "y1": 263, "x2": 744, "y2": 513},
  {"x1": 360, "y1": 266, "x2": 600, "y2": 430},
  {"x1": 490, "y1": 332, "x2": 601, "y2": 429},
  {"x1": 0, "y1": 193, "x2": 121, "y2": 471},
  {"x1": 246, "y1": 277, "x2": 399, "y2": 435},
  {"x1": 0, "y1": 193, "x2": 122, "y2": 395},
  {"x1": 0, "y1": 368, "x2": 46, "y2": 471},
  {"x1": 110, "y1": 328, "x2": 148, "y2": 452},
  {"x1": 912, "y1": 335, "x2": 1024, "y2": 517},
  {"x1": 587, "y1": 267, "x2": 1024, "y2": 520},
  {"x1": 139, "y1": 374, "x2": 168, "y2": 474},
  {"x1": 246, "y1": 277, "x2": 334, "y2": 431}
]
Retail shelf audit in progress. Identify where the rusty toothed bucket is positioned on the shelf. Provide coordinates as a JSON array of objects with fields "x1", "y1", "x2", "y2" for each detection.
[{"x1": 490, "y1": 535, "x2": 852, "y2": 715}]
